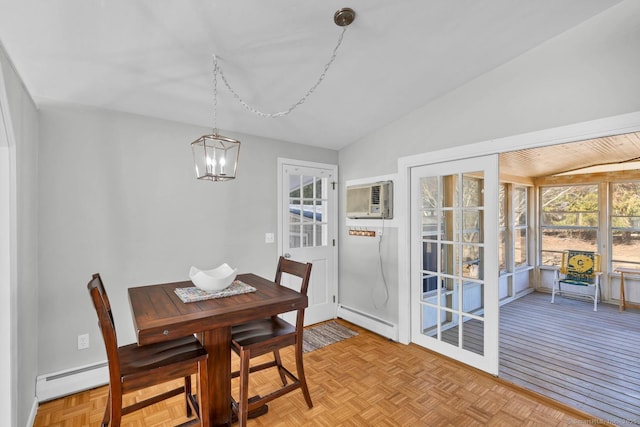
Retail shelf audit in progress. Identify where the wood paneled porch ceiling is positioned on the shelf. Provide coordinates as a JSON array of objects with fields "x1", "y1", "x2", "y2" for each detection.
[{"x1": 499, "y1": 131, "x2": 640, "y2": 179}]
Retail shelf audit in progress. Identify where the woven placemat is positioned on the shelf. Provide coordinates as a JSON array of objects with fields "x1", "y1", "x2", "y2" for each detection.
[{"x1": 174, "y1": 280, "x2": 256, "y2": 303}]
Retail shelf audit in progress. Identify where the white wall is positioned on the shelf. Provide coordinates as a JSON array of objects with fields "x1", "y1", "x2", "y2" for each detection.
[
  {"x1": 36, "y1": 103, "x2": 338, "y2": 375},
  {"x1": 0, "y1": 131, "x2": 14, "y2": 427},
  {"x1": 338, "y1": 1, "x2": 640, "y2": 325},
  {"x1": 1, "y1": 42, "x2": 40, "y2": 427}
]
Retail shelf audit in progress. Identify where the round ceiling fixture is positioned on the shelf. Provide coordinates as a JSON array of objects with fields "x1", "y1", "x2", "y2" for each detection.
[{"x1": 334, "y1": 8, "x2": 356, "y2": 27}]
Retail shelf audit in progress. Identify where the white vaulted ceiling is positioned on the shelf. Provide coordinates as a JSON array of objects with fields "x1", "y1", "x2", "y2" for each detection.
[{"x1": 0, "y1": 0, "x2": 623, "y2": 150}]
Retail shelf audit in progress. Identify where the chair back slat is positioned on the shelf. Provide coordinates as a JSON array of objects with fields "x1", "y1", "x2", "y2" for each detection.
[
  {"x1": 274, "y1": 256, "x2": 312, "y2": 296},
  {"x1": 274, "y1": 256, "x2": 312, "y2": 329}
]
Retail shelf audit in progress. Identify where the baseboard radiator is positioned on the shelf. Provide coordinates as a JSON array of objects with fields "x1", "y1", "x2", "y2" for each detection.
[
  {"x1": 36, "y1": 361, "x2": 109, "y2": 402},
  {"x1": 337, "y1": 304, "x2": 398, "y2": 341}
]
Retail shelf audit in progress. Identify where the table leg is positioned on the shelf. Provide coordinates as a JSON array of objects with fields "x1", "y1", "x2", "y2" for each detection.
[{"x1": 200, "y1": 327, "x2": 232, "y2": 427}]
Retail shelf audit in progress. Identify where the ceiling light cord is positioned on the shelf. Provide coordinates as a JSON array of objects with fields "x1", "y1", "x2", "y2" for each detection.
[
  {"x1": 213, "y1": 26, "x2": 348, "y2": 119},
  {"x1": 212, "y1": 54, "x2": 219, "y2": 134}
]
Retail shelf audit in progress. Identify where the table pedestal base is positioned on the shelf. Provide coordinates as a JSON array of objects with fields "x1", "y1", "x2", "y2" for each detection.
[{"x1": 231, "y1": 395, "x2": 269, "y2": 423}]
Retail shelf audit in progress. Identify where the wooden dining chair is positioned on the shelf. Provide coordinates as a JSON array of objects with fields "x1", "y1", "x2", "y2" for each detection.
[
  {"x1": 87, "y1": 273, "x2": 210, "y2": 427},
  {"x1": 230, "y1": 257, "x2": 313, "y2": 427}
]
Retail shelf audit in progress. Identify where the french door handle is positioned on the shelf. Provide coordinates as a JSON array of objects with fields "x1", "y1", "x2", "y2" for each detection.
[{"x1": 283, "y1": 253, "x2": 291, "y2": 258}]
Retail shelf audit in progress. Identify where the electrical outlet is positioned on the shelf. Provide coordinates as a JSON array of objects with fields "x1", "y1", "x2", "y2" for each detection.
[
  {"x1": 77, "y1": 333, "x2": 89, "y2": 350},
  {"x1": 265, "y1": 233, "x2": 275, "y2": 243}
]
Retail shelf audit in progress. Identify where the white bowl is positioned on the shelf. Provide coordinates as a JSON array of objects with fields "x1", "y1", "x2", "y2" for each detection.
[{"x1": 189, "y1": 263, "x2": 237, "y2": 292}]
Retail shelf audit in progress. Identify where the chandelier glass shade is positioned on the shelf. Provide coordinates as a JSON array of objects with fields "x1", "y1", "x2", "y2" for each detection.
[{"x1": 191, "y1": 133, "x2": 240, "y2": 181}]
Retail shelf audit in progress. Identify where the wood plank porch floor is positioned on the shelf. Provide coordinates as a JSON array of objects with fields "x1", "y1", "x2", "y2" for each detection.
[{"x1": 498, "y1": 291, "x2": 640, "y2": 425}]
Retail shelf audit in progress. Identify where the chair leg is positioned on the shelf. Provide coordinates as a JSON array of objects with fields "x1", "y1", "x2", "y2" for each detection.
[
  {"x1": 101, "y1": 388, "x2": 112, "y2": 427},
  {"x1": 184, "y1": 375, "x2": 193, "y2": 418},
  {"x1": 111, "y1": 391, "x2": 122, "y2": 427},
  {"x1": 295, "y1": 344, "x2": 313, "y2": 409},
  {"x1": 273, "y1": 350, "x2": 287, "y2": 386},
  {"x1": 238, "y1": 348, "x2": 251, "y2": 427}
]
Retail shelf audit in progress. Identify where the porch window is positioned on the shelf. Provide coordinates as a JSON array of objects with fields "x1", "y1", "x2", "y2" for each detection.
[
  {"x1": 513, "y1": 186, "x2": 528, "y2": 268},
  {"x1": 540, "y1": 184, "x2": 599, "y2": 266},
  {"x1": 611, "y1": 182, "x2": 640, "y2": 270},
  {"x1": 499, "y1": 184, "x2": 506, "y2": 272},
  {"x1": 499, "y1": 184, "x2": 530, "y2": 273}
]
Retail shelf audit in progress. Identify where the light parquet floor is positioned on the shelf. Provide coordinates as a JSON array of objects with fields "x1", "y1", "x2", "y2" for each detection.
[{"x1": 34, "y1": 319, "x2": 601, "y2": 427}]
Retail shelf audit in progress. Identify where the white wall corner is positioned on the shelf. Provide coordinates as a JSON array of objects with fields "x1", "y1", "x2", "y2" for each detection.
[{"x1": 26, "y1": 397, "x2": 37, "y2": 427}]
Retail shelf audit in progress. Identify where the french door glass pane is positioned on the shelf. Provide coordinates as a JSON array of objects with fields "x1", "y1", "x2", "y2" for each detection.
[
  {"x1": 419, "y1": 171, "x2": 486, "y2": 351},
  {"x1": 421, "y1": 304, "x2": 440, "y2": 337},
  {"x1": 463, "y1": 174, "x2": 483, "y2": 207},
  {"x1": 420, "y1": 176, "x2": 439, "y2": 208},
  {"x1": 461, "y1": 315, "x2": 484, "y2": 356}
]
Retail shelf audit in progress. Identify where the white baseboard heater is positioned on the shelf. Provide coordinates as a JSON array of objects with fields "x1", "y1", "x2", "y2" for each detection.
[
  {"x1": 36, "y1": 361, "x2": 109, "y2": 402},
  {"x1": 337, "y1": 304, "x2": 398, "y2": 341}
]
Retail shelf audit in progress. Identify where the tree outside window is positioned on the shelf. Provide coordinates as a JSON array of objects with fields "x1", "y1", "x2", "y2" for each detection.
[
  {"x1": 540, "y1": 184, "x2": 599, "y2": 266},
  {"x1": 499, "y1": 184, "x2": 530, "y2": 273},
  {"x1": 513, "y1": 186, "x2": 528, "y2": 268},
  {"x1": 611, "y1": 182, "x2": 640, "y2": 269}
]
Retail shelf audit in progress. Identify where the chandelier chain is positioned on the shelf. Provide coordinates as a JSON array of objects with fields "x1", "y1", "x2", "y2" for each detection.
[
  {"x1": 212, "y1": 56, "x2": 218, "y2": 134},
  {"x1": 213, "y1": 26, "x2": 348, "y2": 119}
]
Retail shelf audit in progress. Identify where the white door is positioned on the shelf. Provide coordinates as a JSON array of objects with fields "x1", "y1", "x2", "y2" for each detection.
[
  {"x1": 410, "y1": 155, "x2": 499, "y2": 375},
  {"x1": 278, "y1": 159, "x2": 338, "y2": 325}
]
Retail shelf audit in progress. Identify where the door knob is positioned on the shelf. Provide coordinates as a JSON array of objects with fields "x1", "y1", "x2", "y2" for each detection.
[{"x1": 283, "y1": 253, "x2": 291, "y2": 258}]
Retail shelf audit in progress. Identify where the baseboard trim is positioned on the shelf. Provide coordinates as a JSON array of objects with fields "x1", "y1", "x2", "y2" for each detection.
[
  {"x1": 337, "y1": 304, "x2": 398, "y2": 341},
  {"x1": 26, "y1": 396, "x2": 38, "y2": 427},
  {"x1": 35, "y1": 361, "x2": 108, "y2": 402}
]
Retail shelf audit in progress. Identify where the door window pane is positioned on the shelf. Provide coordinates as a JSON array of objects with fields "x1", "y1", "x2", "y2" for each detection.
[{"x1": 288, "y1": 173, "x2": 328, "y2": 248}]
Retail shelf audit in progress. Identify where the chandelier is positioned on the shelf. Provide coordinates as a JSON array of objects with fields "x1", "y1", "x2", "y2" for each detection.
[
  {"x1": 191, "y1": 7, "x2": 356, "y2": 182},
  {"x1": 191, "y1": 55, "x2": 241, "y2": 182}
]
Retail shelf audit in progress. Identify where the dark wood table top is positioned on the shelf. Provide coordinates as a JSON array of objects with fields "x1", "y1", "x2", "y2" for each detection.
[{"x1": 128, "y1": 273, "x2": 308, "y2": 346}]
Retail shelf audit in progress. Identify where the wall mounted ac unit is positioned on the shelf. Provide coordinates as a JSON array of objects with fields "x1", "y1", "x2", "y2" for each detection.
[{"x1": 346, "y1": 181, "x2": 393, "y2": 219}]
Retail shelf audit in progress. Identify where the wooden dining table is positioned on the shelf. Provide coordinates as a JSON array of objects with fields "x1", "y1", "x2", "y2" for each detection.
[{"x1": 128, "y1": 273, "x2": 308, "y2": 427}]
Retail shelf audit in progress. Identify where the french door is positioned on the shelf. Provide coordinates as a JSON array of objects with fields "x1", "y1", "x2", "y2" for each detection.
[
  {"x1": 410, "y1": 155, "x2": 499, "y2": 375},
  {"x1": 278, "y1": 159, "x2": 338, "y2": 325}
]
